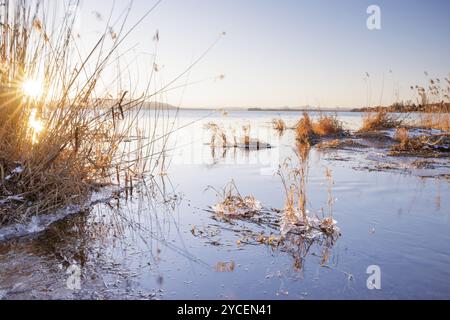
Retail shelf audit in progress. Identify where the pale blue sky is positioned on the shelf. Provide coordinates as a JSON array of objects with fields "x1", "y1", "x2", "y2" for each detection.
[{"x1": 77, "y1": 0, "x2": 450, "y2": 109}]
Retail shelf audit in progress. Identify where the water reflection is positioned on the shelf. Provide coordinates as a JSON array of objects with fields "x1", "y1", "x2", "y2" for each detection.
[
  {"x1": 0, "y1": 175, "x2": 199, "y2": 299},
  {"x1": 1, "y1": 110, "x2": 449, "y2": 299},
  {"x1": 201, "y1": 135, "x2": 341, "y2": 275}
]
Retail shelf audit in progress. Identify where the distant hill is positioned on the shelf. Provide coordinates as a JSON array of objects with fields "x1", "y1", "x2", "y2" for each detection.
[{"x1": 142, "y1": 101, "x2": 178, "y2": 110}]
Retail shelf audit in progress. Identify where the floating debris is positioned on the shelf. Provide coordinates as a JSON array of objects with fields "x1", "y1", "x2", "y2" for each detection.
[
  {"x1": 204, "y1": 175, "x2": 341, "y2": 273},
  {"x1": 280, "y1": 215, "x2": 340, "y2": 239},
  {"x1": 209, "y1": 181, "x2": 262, "y2": 217},
  {"x1": 214, "y1": 261, "x2": 235, "y2": 272},
  {"x1": 212, "y1": 196, "x2": 262, "y2": 217}
]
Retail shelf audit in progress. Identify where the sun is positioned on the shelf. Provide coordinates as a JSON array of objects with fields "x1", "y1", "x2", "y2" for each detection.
[{"x1": 22, "y1": 79, "x2": 43, "y2": 99}]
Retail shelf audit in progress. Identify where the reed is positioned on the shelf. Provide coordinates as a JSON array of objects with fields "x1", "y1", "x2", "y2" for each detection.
[
  {"x1": 394, "y1": 127, "x2": 410, "y2": 147},
  {"x1": 358, "y1": 110, "x2": 402, "y2": 132},
  {"x1": 272, "y1": 118, "x2": 286, "y2": 135},
  {"x1": 0, "y1": 1, "x2": 166, "y2": 226},
  {"x1": 416, "y1": 113, "x2": 450, "y2": 132},
  {"x1": 390, "y1": 131, "x2": 449, "y2": 156},
  {"x1": 278, "y1": 142, "x2": 340, "y2": 238},
  {"x1": 312, "y1": 114, "x2": 344, "y2": 136},
  {"x1": 295, "y1": 112, "x2": 344, "y2": 144},
  {"x1": 295, "y1": 112, "x2": 315, "y2": 144}
]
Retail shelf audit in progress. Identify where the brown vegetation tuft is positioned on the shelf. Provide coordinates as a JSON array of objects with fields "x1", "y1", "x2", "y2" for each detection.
[
  {"x1": 390, "y1": 128, "x2": 450, "y2": 157},
  {"x1": 394, "y1": 127, "x2": 410, "y2": 147},
  {"x1": 359, "y1": 111, "x2": 402, "y2": 132},
  {"x1": 0, "y1": 1, "x2": 166, "y2": 226},
  {"x1": 272, "y1": 118, "x2": 287, "y2": 135},
  {"x1": 295, "y1": 113, "x2": 345, "y2": 144},
  {"x1": 312, "y1": 114, "x2": 345, "y2": 136},
  {"x1": 417, "y1": 113, "x2": 450, "y2": 132}
]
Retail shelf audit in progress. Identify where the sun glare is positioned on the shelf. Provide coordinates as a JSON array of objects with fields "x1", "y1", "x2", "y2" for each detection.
[
  {"x1": 22, "y1": 79, "x2": 43, "y2": 99},
  {"x1": 29, "y1": 109, "x2": 44, "y2": 144}
]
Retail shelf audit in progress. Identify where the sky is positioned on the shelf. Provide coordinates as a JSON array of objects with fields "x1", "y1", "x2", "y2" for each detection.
[{"x1": 76, "y1": 0, "x2": 450, "y2": 109}]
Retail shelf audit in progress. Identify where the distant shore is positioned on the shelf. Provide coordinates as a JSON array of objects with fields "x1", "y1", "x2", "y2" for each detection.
[
  {"x1": 141, "y1": 102, "x2": 450, "y2": 114},
  {"x1": 166, "y1": 106, "x2": 354, "y2": 112},
  {"x1": 350, "y1": 103, "x2": 450, "y2": 113}
]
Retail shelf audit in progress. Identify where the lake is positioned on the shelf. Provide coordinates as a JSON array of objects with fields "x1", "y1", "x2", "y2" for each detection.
[{"x1": 0, "y1": 110, "x2": 449, "y2": 300}]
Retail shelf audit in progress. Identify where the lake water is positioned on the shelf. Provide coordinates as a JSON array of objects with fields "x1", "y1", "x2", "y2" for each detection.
[{"x1": 0, "y1": 110, "x2": 449, "y2": 300}]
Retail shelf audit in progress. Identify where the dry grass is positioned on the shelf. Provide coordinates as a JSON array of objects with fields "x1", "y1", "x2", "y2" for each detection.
[
  {"x1": 205, "y1": 122, "x2": 228, "y2": 147},
  {"x1": 394, "y1": 128, "x2": 410, "y2": 146},
  {"x1": 0, "y1": 1, "x2": 166, "y2": 226},
  {"x1": 295, "y1": 113, "x2": 345, "y2": 144},
  {"x1": 416, "y1": 113, "x2": 450, "y2": 132},
  {"x1": 295, "y1": 113, "x2": 315, "y2": 144},
  {"x1": 390, "y1": 127, "x2": 450, "y2": 157},
  {"x1": 209, "y1": 181, "x2": 262, "y2": 217},
  {"x1": 272, "y1": 118, "x2": 286, "y2": 135},
  {"x1": 279, "y1": 142, "x2": 314, "y2": 228},
  {"x1": 312, "y1": 114, "x2": 344, "y2": 136},
  {"x1": 390, "y1": 136, "x2": 428, "y2": 154},
  {"x1": 278, "y1": 145, "x2": 340, "y2": 238},
  {"x1": 359, "y1": 111, "x2": 402, "y2": 132},
  {"x1": 205, "y1": 122, "x2": 270, "y2": 150},
  {"x1": 316, "y1": 139, "x2": 342, "y2": 150}
]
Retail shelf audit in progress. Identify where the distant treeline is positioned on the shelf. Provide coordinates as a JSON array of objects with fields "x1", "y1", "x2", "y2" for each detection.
[
  {"x1": 352, "y1": 102, "x2": 450, "y2": 113},
  {"x1": 91, "y1": 98, "x2": 178, "y2": 110},
  {"x1": 248, "y1": 107, "x2": 349, "y2": 112}
]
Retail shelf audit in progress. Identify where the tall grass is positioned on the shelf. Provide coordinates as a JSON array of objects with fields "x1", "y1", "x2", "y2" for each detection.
[
  {"x1": 278, "y1": 142, "x2": 339, "y2": 237},
  {"x1": 416, "y1": 113, "x2": 450, "y2": 131},
  {"x1": 295, "y1": 112, "x2": 345, "y2": 144},
  {"x1": 0, "y1": 1, "x2": 166, "y2": 226},
  {"x1": 271, "y1": 118, "x2": 286, "y2": 135},
  {"x1": 295, "y1": 112, "x2": 315, "y2": 144},
  {"x1": 415, "y1": 76, "x2": 450, "y2": 131},
  {"x1": 358, "y1": 110, "x2": 402, "y2": 132}
]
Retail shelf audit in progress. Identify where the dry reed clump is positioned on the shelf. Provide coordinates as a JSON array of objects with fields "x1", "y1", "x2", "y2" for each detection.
[
  {"x1": 272, "y1": 118, "x2": 286, "y2": 135},
  {"x1": 278, "y1": 142, "x2": 309, "y2": 234},
  {"x1": 312, "y1": 114, "x2": 345, "y2": 136},
  {"x1": 295, "y1": 113, "x2": 316, "y2": 144},
  {"x1": 241, "y1": 123, "x2": 251, "y2": 146},
  {"x1": 204, "y1": 122, "x2": 229, "y2": 148},
  {"x1": 412, "y1": 75, "x2": 450, "y2": 131},
  {"x1": 416, "y1": 113, "x2": 450, "y2": 132},
  {"x1": 204, "y1": 163, "x2": 340, "y2": 271},
  {"x1": 295, "y1": 113, "x2": 345, "y2": 145},
  {"x1": 208, "y1": 181, "x2": 262, "y2": 217},
  {"x1": 278, "y1": 143, "x2": 340, "y2": 238},
  {"x1": 394, "y1": 128, "x2": 410, "y2": 146},
  {"x1": 204, "y1": 122, "x2": 271, "y2": 150},
  {"x1": 390, "y1": 128, "x2": 450, "y2": 157},
  {"x1": 358, "y1": 111, "x2": 402, "y2": 132},
  {"x1": 0, "y1": 1, "x2": 165, "y2": 226}
]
